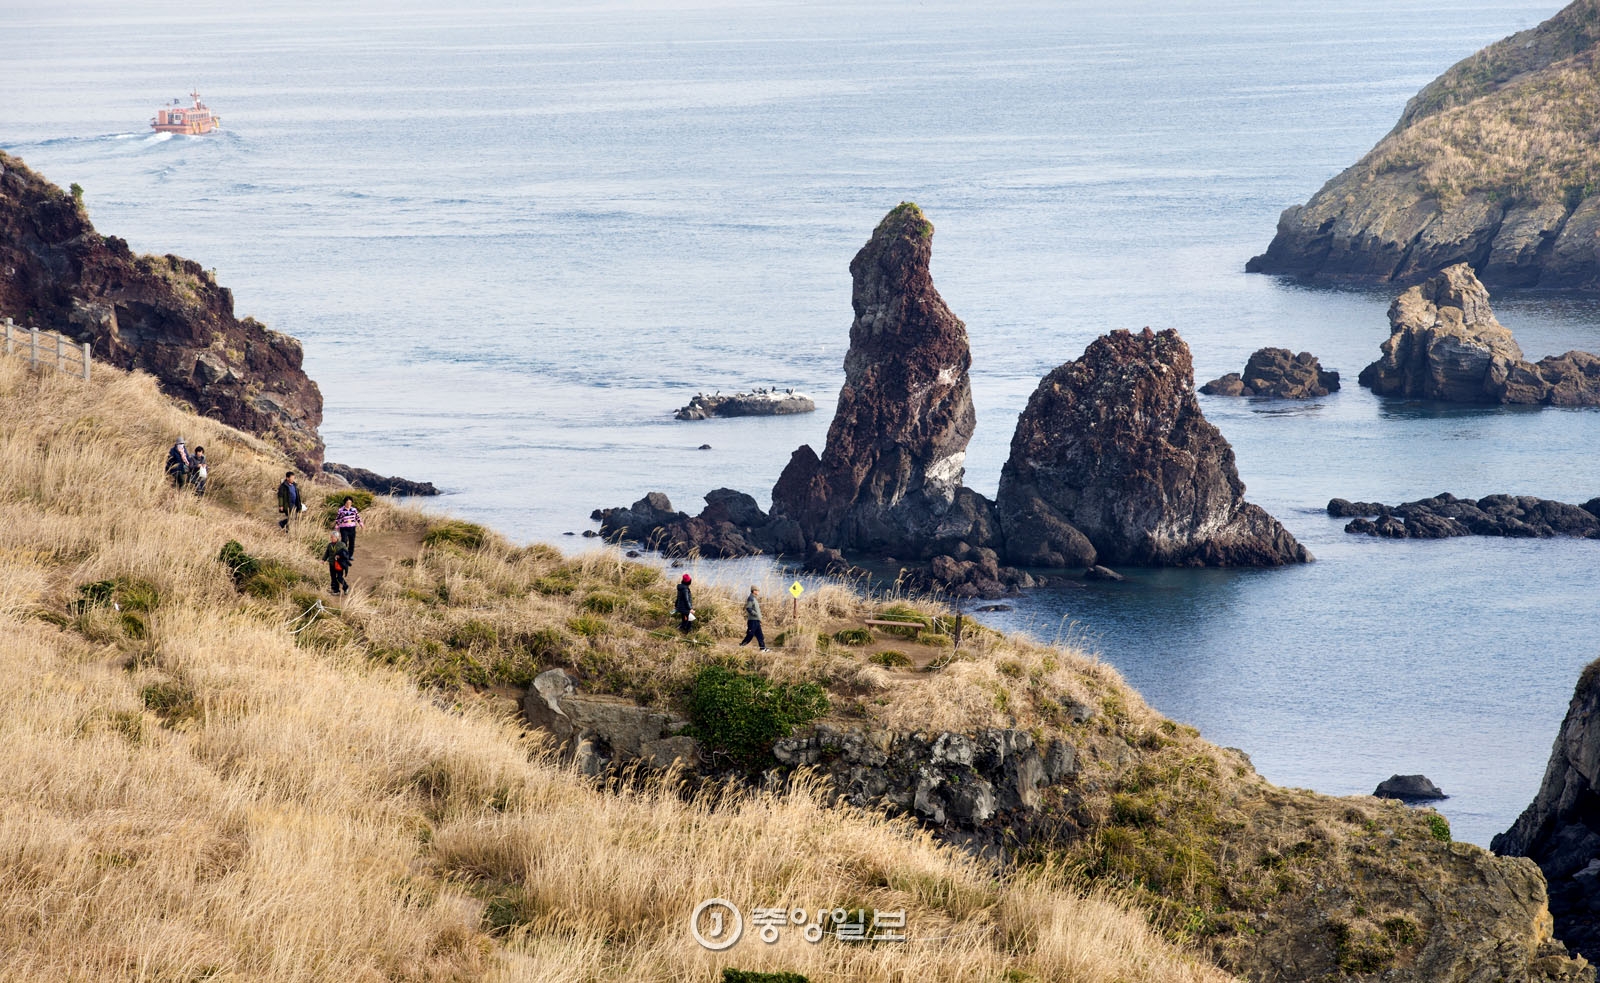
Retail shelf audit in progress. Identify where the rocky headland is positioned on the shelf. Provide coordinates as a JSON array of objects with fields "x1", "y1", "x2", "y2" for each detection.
[
  {"x1": 673, "y1": 388, "x2": 815, "y2": 420},
  {"x1": 596, "y1": 207, "x2": 1310, "y2": 590},
  {"x1": 1358, "y1": 265, "x2": 1600, "y2": 405},
  {"x1": 1494, "y1": 658, "x2": 1600, "y2": 961},
  {"x1": 1200, "y1": 347, "x2": 1339, "y2": 398},
  {"x1": 1330, "y1": 493, "x2": 1600, "y2": 539},
  {"x1": 0, "y1": 151, "x2": 325, "y2": 469},
  {"x1": 1248, "y1": 0, "x2": 1600, "y2": 289},
  {"x1": 996, "y1": 329, "x2": 1311, "y2": 567}
]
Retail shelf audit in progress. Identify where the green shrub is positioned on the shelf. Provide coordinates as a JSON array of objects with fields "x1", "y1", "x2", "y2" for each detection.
[
  {"x1": 1424, "y1": 812, "x2": 1451, "y2": 843},
  {"x1": 69, "y1": 182, "x2": 84, "y2": 208},
  {"x1": 581, "y1": 592, "x2": 620, "y2": 614},
  {"x1": 568, "y1": 615, "x2": 607, "y2": 638},
  {"x1": 686, "y1": 665, "x2": 829, "y2": 767},
  {"x1": 219, "y1": 540, "x2": 299, "y2": 598},
  {"x1": 319, "y1": 489, "x2": 375, "y2": 525},
  {"x1": 141, "y1": 680, "x2": 199, "y2": 725},
  {"x1": 871, "y1": 650, "x2": 912, "y2": 668},
  {"x1": 873, "y1": 604, "x2": 928, "y2": 638},
  {"x1": 722, "y1": 971, "x2": 809, "y2": 983},
  {"x1": 532, "y1": 575, "x2": 576, "y2": 596},
  {"x1": 449, "y1": 619, "x2": 498, "y2": 650},
  {"x1": 424, "y1": 519, "x2": 488, "y2": 551},
  {"x1": 832, "y1": 627, "x2": 872, "y2": 647},
  {"x1": 74, "y1": 580, "x2": 115, "y2": 611},
  {"x1": 119, "y1": 611, "x2": 150, "y2": 640}
]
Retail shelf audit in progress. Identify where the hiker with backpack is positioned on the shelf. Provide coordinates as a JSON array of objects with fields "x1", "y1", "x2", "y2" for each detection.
[
  {"x1": 191, "y1": 445, "x2": 208, "y2": 496},
  {"x1": 165, "y1": 438, "x2": 191, "y2": 489},
  {"x1": 335, "y1": 496, "x2": 365, "y2": 557},
  {"x1": 323, "y1": 530, "x2": 352, "y2": 595}
]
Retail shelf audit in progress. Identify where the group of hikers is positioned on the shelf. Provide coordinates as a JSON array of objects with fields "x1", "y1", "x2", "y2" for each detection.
[
  {"x1": 163, "y1": 439, "x2": 208, "y2": 495},
  {"x1": 271, "y1": 471, "x2": 368, "y2": 595},
  {"x1": 674, "y1": 574, "x2": 769, "y2": 651}
]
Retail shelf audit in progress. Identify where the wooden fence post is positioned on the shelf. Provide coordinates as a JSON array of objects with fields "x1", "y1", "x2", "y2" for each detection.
[
  {"x1": 82, "y1": 341, "x2": 92, "y2": 381},
  {"x1": 3, "y1": 317, "x2": 12, "y2": 356},
  {"x1": 29, "y1": 327, "x2": 39, "y2": 367},
  {"x1": 56, "y1": 333, "x2": 66, "y2": 374}
]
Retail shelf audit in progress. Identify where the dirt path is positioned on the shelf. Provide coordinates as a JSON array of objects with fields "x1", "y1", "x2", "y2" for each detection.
[{"x1": 343, "y1": 526, "x2": 424, "y2": 594}]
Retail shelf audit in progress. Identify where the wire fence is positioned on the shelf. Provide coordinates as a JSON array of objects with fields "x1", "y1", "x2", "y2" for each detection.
[{"x1": 2, "y1": 317, "x2": 93, "y2": 381}]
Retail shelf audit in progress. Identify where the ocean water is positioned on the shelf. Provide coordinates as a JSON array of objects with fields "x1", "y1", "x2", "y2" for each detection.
[{"x1": 5, "y1": 0, "x2": 1595, "y2": 846}]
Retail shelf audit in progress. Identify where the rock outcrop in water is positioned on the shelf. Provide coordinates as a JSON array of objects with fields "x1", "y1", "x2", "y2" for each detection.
[
  {"x1": 1248, "y1": 0, "x2": 1600, "y2": 289},
  {"x1": 674, "y1": 388, "x2": 815, "y2": 420},
  {"x1": 1331, "y1": 493, "x2": 1600, "y2": 539},
  {"x1": 0, "y1": 151, "x2": 324, "y2": 469},
  {"x1": 1200, "y1": 347, "x2": 1340, "y2": 398},
  {"x1": 321, "y1": 462, "x2": 439, "y2": 496},
  {"x1": 1494, "y1": 658, "x2": 1600, "y2": 962},
  {"x1": 768, "y1": 202, "x2": 997, "y2": 557},
  {"x1": 1358, "y1": 265, "x2": 1600, "y2": 405},
  {"x1": 996, "y1": 329, "x2": 1312, "y2": 567}
]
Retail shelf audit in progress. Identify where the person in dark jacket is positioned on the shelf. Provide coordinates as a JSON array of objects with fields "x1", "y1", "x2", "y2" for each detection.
[
  {"x1": 277, "y1": 472, "x2": 299, "y2": 531},
  {"x1": 190, "y1": 445, "x2": 208, "y2": 496},
  {"x1": 739, "y1": 585, "x2": 768, "y2": 651},
  {"x1": 322, "y1": 530, "x2": 352, "y2": 595},
  {"x1": 165, "y1": 438, "x2": 191, "y2": 489},
  {"x1": 674, "y1": 573, "x2": 695, "y2": 633}
]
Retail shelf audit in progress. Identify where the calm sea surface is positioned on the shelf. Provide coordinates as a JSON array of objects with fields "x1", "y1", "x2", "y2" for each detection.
[{"x1": 6, "y1": 0, "x2": 1595, "y2": 846}]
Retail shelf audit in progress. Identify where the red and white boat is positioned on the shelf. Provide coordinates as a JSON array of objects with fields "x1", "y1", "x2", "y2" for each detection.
[{"x1": 150, "y1": 91, "x2": 220, "y2": 135}]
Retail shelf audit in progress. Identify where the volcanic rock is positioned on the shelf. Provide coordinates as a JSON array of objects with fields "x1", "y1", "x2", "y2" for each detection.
[
  {"x1": 1200, "y1": 347, "x2": 1340, "y2": 398},
  {"x1": 593, "y1": 490, "x2": 805, "y2": 559},
  {"x1": 321, "y1": 462, "x2": 439, "y2": 496},
  {"x1": 1374, "y1": 774, "x2": 1448, "y2": 801},
  {"x1": 0, "y1": 151, "x2": 324, "y2": 469},
  {"x1": 996, "y1": 328, "x2": 1311, "y2": 568},
  {"x1": 1247, "y1": 1, "x2": 1600, "y2": 289},
  {"x1": 768, "y1": 203, "x2": 997, "y2": 557},
  {"x1": 674, "y1": 388, "x2": 815, "y2": 420},
  {"x1": 1494, "y1": 658, "x2": 1600, "y2": 961},
  {"x1": 1333, "y1": 493, "x2": 1600, "y2": 540}
]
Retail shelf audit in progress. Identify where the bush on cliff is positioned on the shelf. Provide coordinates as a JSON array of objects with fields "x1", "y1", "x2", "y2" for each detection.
[{"x1": 686, "y1": 664, "x2": 830, "y2": 766}]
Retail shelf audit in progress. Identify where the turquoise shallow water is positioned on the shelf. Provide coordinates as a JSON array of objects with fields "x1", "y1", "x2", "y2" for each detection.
[{"x1": 5, "y1": 0, "x2": 1596, "y2": 845}]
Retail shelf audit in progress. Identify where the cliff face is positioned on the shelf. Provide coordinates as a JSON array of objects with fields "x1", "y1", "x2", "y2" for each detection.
[
  {"x1": 1494, "y1": 659, "x2": 1600, "y2": 962},
  {"x1": 1359, "y1": 264, "x2": 1600, "y2": 405},
  {"x1": 1248, "y1": 0, "x2": 1600, "y2": 289},
  {"x1": 996, "y1": 329, "x2": 1311, "y2": 568},
  {"x1": 0, "y1": 151, "x2": 324, "y2": 469},
  {"x1": 770, "y1": 202, "x2": 994, "y2": 556}
]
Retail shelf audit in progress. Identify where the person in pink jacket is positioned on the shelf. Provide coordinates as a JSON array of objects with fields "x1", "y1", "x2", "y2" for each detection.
[{"x1": 334, "y1": 496, "x2": 365, "y2": 557}]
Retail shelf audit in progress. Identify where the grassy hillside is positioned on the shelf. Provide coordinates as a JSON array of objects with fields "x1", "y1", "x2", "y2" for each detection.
[{"x1": 0, "y1": 350, "x2": 1229, "y2": 980}]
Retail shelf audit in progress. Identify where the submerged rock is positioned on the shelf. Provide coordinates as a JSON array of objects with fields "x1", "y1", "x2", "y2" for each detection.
[
  {"x1": 1359, "y1": 264, "x2": 1600, "y2": 405},
  {"x1": 674, "y1": 388, "x2": 815, "y2": 420},
  {"x1": 1200, "y1": 347, "x2": 1340, "y2": 398},
  {"x1": 321, "y1": 462, "x2": 439, "y2": 496},
  {"x1": 1494, "y1": 658, "x2": 1600, "y2": 961},
  {"x1": 1332, "y1": 493, "x2": 1600, "y2": 540},
  {"x1": 769, "y1": 202, "x2": 997, "y2": 557},
  {"x1": 0, "y1": 152, "x2": 325, "y2": 469},
  {"x1": 996, "y1": 328, "x2": 1311, "y2": 568}
]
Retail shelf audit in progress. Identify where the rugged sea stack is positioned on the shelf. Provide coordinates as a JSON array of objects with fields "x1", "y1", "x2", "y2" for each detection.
[
  {"x1": 997, "y1": 329, "x2": 1311, "y2": 567},
  {"x1": 768, "y1": 202, "x2": 995, "y2": 557},
  {"x1": 1248, "y1": 0, "x2": 1600, "y2": 289},
  {"x1": 0, "y1": 151, "x2": 324, "y2": 469},
  {"x1": 1359, "y1": 264, "x2": 1600, "y2": 405},
  {"x1": 1494, "y1": 659, "x2": 1600, "y2": 961}
]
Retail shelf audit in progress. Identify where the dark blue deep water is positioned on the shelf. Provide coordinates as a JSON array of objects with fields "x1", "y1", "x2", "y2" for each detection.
[{"x1": 6, "y1": 0, "x2": 1596, "y2": 845}]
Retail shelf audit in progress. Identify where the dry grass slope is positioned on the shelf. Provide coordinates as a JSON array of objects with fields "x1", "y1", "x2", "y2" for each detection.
[{"x1": 0, "y1": 355, "x2": 1230, "y2": 981}]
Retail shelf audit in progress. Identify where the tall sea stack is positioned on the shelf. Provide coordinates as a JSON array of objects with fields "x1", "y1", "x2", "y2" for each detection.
[{"x1": 769, "y1": 202, "x2": 994, "y2": 556}]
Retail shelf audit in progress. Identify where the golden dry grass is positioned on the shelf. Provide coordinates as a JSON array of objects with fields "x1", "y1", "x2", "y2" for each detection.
[{"x1": 0, "y1": 354, "x2": 1230, "y2": 981}]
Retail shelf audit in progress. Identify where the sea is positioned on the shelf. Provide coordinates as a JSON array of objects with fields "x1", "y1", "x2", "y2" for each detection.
[{"x1": 5, "y1": 0, "x2": 1595, "y2": 847}]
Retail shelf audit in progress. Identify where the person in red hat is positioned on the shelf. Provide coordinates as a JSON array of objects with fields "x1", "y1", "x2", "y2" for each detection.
[{"x1": 674, "y1": 573, "x2": 695, "y2": 633}]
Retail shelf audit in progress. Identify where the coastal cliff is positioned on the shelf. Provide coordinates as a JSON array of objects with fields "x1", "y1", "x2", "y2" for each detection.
[
  {"x1": 1248, "y1": 0, "x2": 1600, "y2": 289},
  {"x1": 0, "y1": 151, "x2": 324, "y2": 469}
]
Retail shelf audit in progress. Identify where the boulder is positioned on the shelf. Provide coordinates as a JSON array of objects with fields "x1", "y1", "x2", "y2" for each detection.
[
  {"x1": 995, "y1": 328, "x2": 1311, "y2": 568},
  {"x1": 1337, "y1": 492, "x2": 1600, "y2": 540},
  {"x1": 1494, "y1": 658, "x2": 1600, "y2": 961},
  {"x1": 1358, "y1": 264, "x2": 1600, "y2": 406},
  {"x1": 0, "y1": 151, "x2": 325, "y2": 470},
  {"x1": 1374, "y1": 774, "x2": 1448, "y2": 801},
  {"x1": 768, "y1": 203, "x2": 996, "y2": 556},
  {"x1": 1200, "y1": 347, "x2": 1340, "y2": 398},
  {"x1": 520, "y1": 669, "x2": 700, "y2": 772}
]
